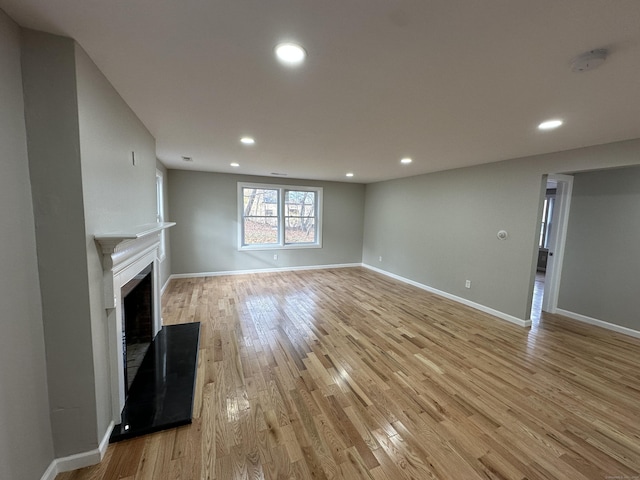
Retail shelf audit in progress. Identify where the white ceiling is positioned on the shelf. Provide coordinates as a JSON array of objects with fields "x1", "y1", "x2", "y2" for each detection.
[{"x1": 2, "y1": 0, "x2": 640, "y2": 183}]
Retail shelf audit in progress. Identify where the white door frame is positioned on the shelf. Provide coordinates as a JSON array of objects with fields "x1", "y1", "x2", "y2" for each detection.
[{"x1": 541, "y1": 174, "x2": 574, "y2": 313}]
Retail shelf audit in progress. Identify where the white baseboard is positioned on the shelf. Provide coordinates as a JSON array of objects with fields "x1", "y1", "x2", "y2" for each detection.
[
  {"x1": 169, "y1": 263, "x2": 361, "y2": 280},
  {"x1": 362, "y1": 264, "x2": 531, "y2": 328},
  {"x1": 161, "y1": 275, "x2": 171, "y2": 295},
  {"x1": 40, "y1": 421, "x2": 114, "y2": 480},
  {"x1": 556, "y1": 309, "x2": 640, "y2": 339},
  {"x1": 40, "y1": 461, "x2": 57, "y2": 480}
]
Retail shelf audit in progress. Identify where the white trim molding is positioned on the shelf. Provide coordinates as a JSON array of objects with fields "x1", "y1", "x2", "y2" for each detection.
[
  {"x1": 556, "y1": 309, "x2": 640, "y2": 339},
  {"x1": 40, "y1": 421, "x2": 114, "y2": 480},
  {"x1": 169, "y1": 263, "x2": 361, "y2": 280},
  {"x1": 363, "y1": 264, "x2": 531, "y2": 328}
]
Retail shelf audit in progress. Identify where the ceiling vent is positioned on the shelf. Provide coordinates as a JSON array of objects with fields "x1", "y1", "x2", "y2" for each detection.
[{"x1": 571, "y1": 49, "x2": 608, "y2": 72}]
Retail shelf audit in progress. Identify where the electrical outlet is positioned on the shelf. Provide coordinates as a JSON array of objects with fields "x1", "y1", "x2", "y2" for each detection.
[
  {"x1": 273, "y1": 254, "x2": 278, "y2": 260},
  {"x1": 379, "y1": 256, "x2": 383, "y2": 262},
  {"x1": 465, "y1": 280, "x2": 471, "y2": 288}
]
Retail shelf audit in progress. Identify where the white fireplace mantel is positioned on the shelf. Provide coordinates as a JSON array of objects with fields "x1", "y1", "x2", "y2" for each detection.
[
  {"x1": 95, "y1": 222, "x2": 176, "y2": 269},
  {"x1": 95, "y1": 221, "x2": 175, "y2": 420},
  {"x1": 95, "y1": 222, "x2": 175, "y2": 307}
]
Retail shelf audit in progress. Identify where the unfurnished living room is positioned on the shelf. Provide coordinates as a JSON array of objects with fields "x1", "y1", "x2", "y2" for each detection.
[{"x1": 1, "y1": 1, "x2": 640, "y2": 480}]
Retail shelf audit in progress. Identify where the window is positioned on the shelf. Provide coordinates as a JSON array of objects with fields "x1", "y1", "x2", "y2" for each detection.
[
  {"x1": 156, "y1": 170, "x2": 166, "y2": 260},
  {"x1": 238, "y1": 182, "x2": 322, "y2": 249},
  {"x1": 539, "y1": 190, "x2": 555, "y2": 248}
]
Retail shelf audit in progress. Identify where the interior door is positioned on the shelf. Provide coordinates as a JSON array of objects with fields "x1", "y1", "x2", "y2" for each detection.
[{"x1": 542, "y1": 174, "x2": 573, "y2": 313}]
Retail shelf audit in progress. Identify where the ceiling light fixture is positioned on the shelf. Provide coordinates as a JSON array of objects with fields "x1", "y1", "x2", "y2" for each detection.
[
  {"x1": 346, "y1": 173, "x2": 354, "y2": 177},
  {"x1": 538, "y1": 119, "x2": 563, "y2": 130},
  {"x1": 275, "y1": 42, "x2": 306, "y2": 66},
  {"x1": 230, "y1": 162, "x2": 240, "y2": 167},
  {"x1": 400, "y1": 157, "x2": 412, "y2": 164},
  {"x1": 240, "y1": 137, "x2": 255, "y2": 145}
]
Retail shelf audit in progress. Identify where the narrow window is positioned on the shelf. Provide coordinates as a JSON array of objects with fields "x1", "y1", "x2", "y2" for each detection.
[{"x1": 156, "y1": 170, "x2": 166, "y2": 260}]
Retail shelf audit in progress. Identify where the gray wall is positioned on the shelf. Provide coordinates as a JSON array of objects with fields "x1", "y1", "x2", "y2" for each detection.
[
  {"x1": 363, "y1": 139, "x2": 640, "y2": 321},
  {"x1": 0, "y1": 11, "x2": 55, "y2": 480},
  {"x1": 21, "y1": 28, "x2": 161, "y2": 461},
  {"x1": 21, "y1": 29, "x2": 98, "y2": 458},
  {"x1": 75, "y1": 45, "x2": 158, "y2": 444},
  {"x1": 558, "y1": 166, "x2": 640, "y2": 330},
  {"x1": 169, "y1": 171, "x2": 365, "y2": 274},
  {"x1": 364, "y1": 160, "x2": 543, "y2": 319}
]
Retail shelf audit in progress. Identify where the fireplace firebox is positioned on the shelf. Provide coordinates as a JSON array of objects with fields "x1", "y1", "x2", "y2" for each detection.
[{"x1": 121, "y1": 263, "x2": 153, "y2": 393}]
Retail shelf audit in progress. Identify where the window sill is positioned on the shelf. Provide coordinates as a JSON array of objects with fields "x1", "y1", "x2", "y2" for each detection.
[{"x1": 239, "y1": 244, "x2": 322, "y2": 252}]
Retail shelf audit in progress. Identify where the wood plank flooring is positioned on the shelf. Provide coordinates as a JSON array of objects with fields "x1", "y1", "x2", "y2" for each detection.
[{"x1": 57, "y1": 267, "x2": 640, "y2": 479}]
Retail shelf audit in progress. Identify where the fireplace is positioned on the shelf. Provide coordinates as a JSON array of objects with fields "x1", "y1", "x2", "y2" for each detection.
[
  {"x1": 122, "y1": 263, "x2": 153, "y2": 393},
  {"x1": 95, "y1": 222, "x2": 175, "y2": 421}
]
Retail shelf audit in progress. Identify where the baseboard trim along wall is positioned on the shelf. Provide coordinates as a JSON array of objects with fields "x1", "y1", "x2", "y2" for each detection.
[
  {"x1": 169, "y1": 263, "x2": 362, "y2": 280},
  {"x1": 169, "y1": 263, "x2": 529, "y2": 327},
  {"x1": 161, "y1": 275, "x2": 172, "y2": 295},
  {"x1": 362, "y1": 264, "x2": 531, "y2": 328},
  {"x1": 40, "y1": 421, "x2": 114, "y2": 480},
  {"x1": 556, "y1": 308, "x2": 640, "y2": 339}
]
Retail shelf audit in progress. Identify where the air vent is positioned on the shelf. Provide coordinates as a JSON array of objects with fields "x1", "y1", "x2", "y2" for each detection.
[
  {"x1": 181, "y1": 156, "x2": 193, "y2": 162},
  {"x1": 270, "y1": 172, "x2": 288, "y2": 176}
]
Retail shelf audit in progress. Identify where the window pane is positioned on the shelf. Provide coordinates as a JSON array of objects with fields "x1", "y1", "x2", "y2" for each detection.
[
  {"x1": 244, "y1": 217, "x2": 279, "y2": 245},
  {"x1": 243, "y1": 188, "x2": 279, "y2": 245},
  {"x1": 286, "y1": 190, "x2": 315, "y2": 207},
  {"x1": 285, "y1": 219, "x2": 316, "y2": 244},
  {"x1": 243, "y1": 188, "x2": 278, "y2": 217},
  {"x1": 284, "y1": 190, "x2": 316, "y2": 244}
]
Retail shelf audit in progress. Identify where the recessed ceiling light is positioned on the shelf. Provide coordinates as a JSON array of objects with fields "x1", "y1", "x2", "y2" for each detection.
[
  {"x1": 230, "y1": 162, "x2": 240, "y2": 167},
  {"x1": 346, "y1": 173, "x2": 354, "y2": 177},
  {"x1": 240, "y1": 137, "x2": 255, "y2": 145},
  {"x1": 400, "y1": 157, "x2": 412, "y2": 164},
  {"x1": 538, "y1": 119, "x2": 563, "y2": 130},
  {"x1": 275, "y1": 42, "x2": 306, "y2": 66}
]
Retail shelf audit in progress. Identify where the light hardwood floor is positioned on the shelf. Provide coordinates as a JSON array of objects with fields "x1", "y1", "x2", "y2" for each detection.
[{"x1": 57, "y1": 267, "x2": 640, "y2": 479}]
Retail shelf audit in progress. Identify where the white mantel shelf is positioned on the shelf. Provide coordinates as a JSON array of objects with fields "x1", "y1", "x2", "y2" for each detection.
[
  {"x1": 95, "y1": 222, "x2": 176, "y2": 253},
  {"x1": 95, "y1": 222, "x2": 175, "y2": 274}
]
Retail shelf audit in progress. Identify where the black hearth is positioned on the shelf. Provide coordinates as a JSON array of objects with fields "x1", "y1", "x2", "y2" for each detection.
[{"x1": 110, "y1": 322, "x2": 200, "y2": 442}]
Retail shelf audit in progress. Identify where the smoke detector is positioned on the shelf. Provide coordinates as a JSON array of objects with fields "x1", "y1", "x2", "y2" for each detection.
[{"x1": 571, "y1": 49, "x2": 608, "y2": 72}]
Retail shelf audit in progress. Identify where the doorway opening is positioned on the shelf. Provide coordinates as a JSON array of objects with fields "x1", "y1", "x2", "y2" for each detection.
[
  {"x1": 531, "y1": 182, "x2": 556, "y2": 323},
  {"x1": 530, "y1": 174, "x2": 573, "y2": 325}
]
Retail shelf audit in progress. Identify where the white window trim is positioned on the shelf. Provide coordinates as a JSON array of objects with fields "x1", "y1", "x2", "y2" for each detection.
[
  {"x1": 156, "y1": 169, "x2": 167, "y2": 261},
  {"x1": 238, "y1": 182, "x2": 323, "y2": 251}
]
